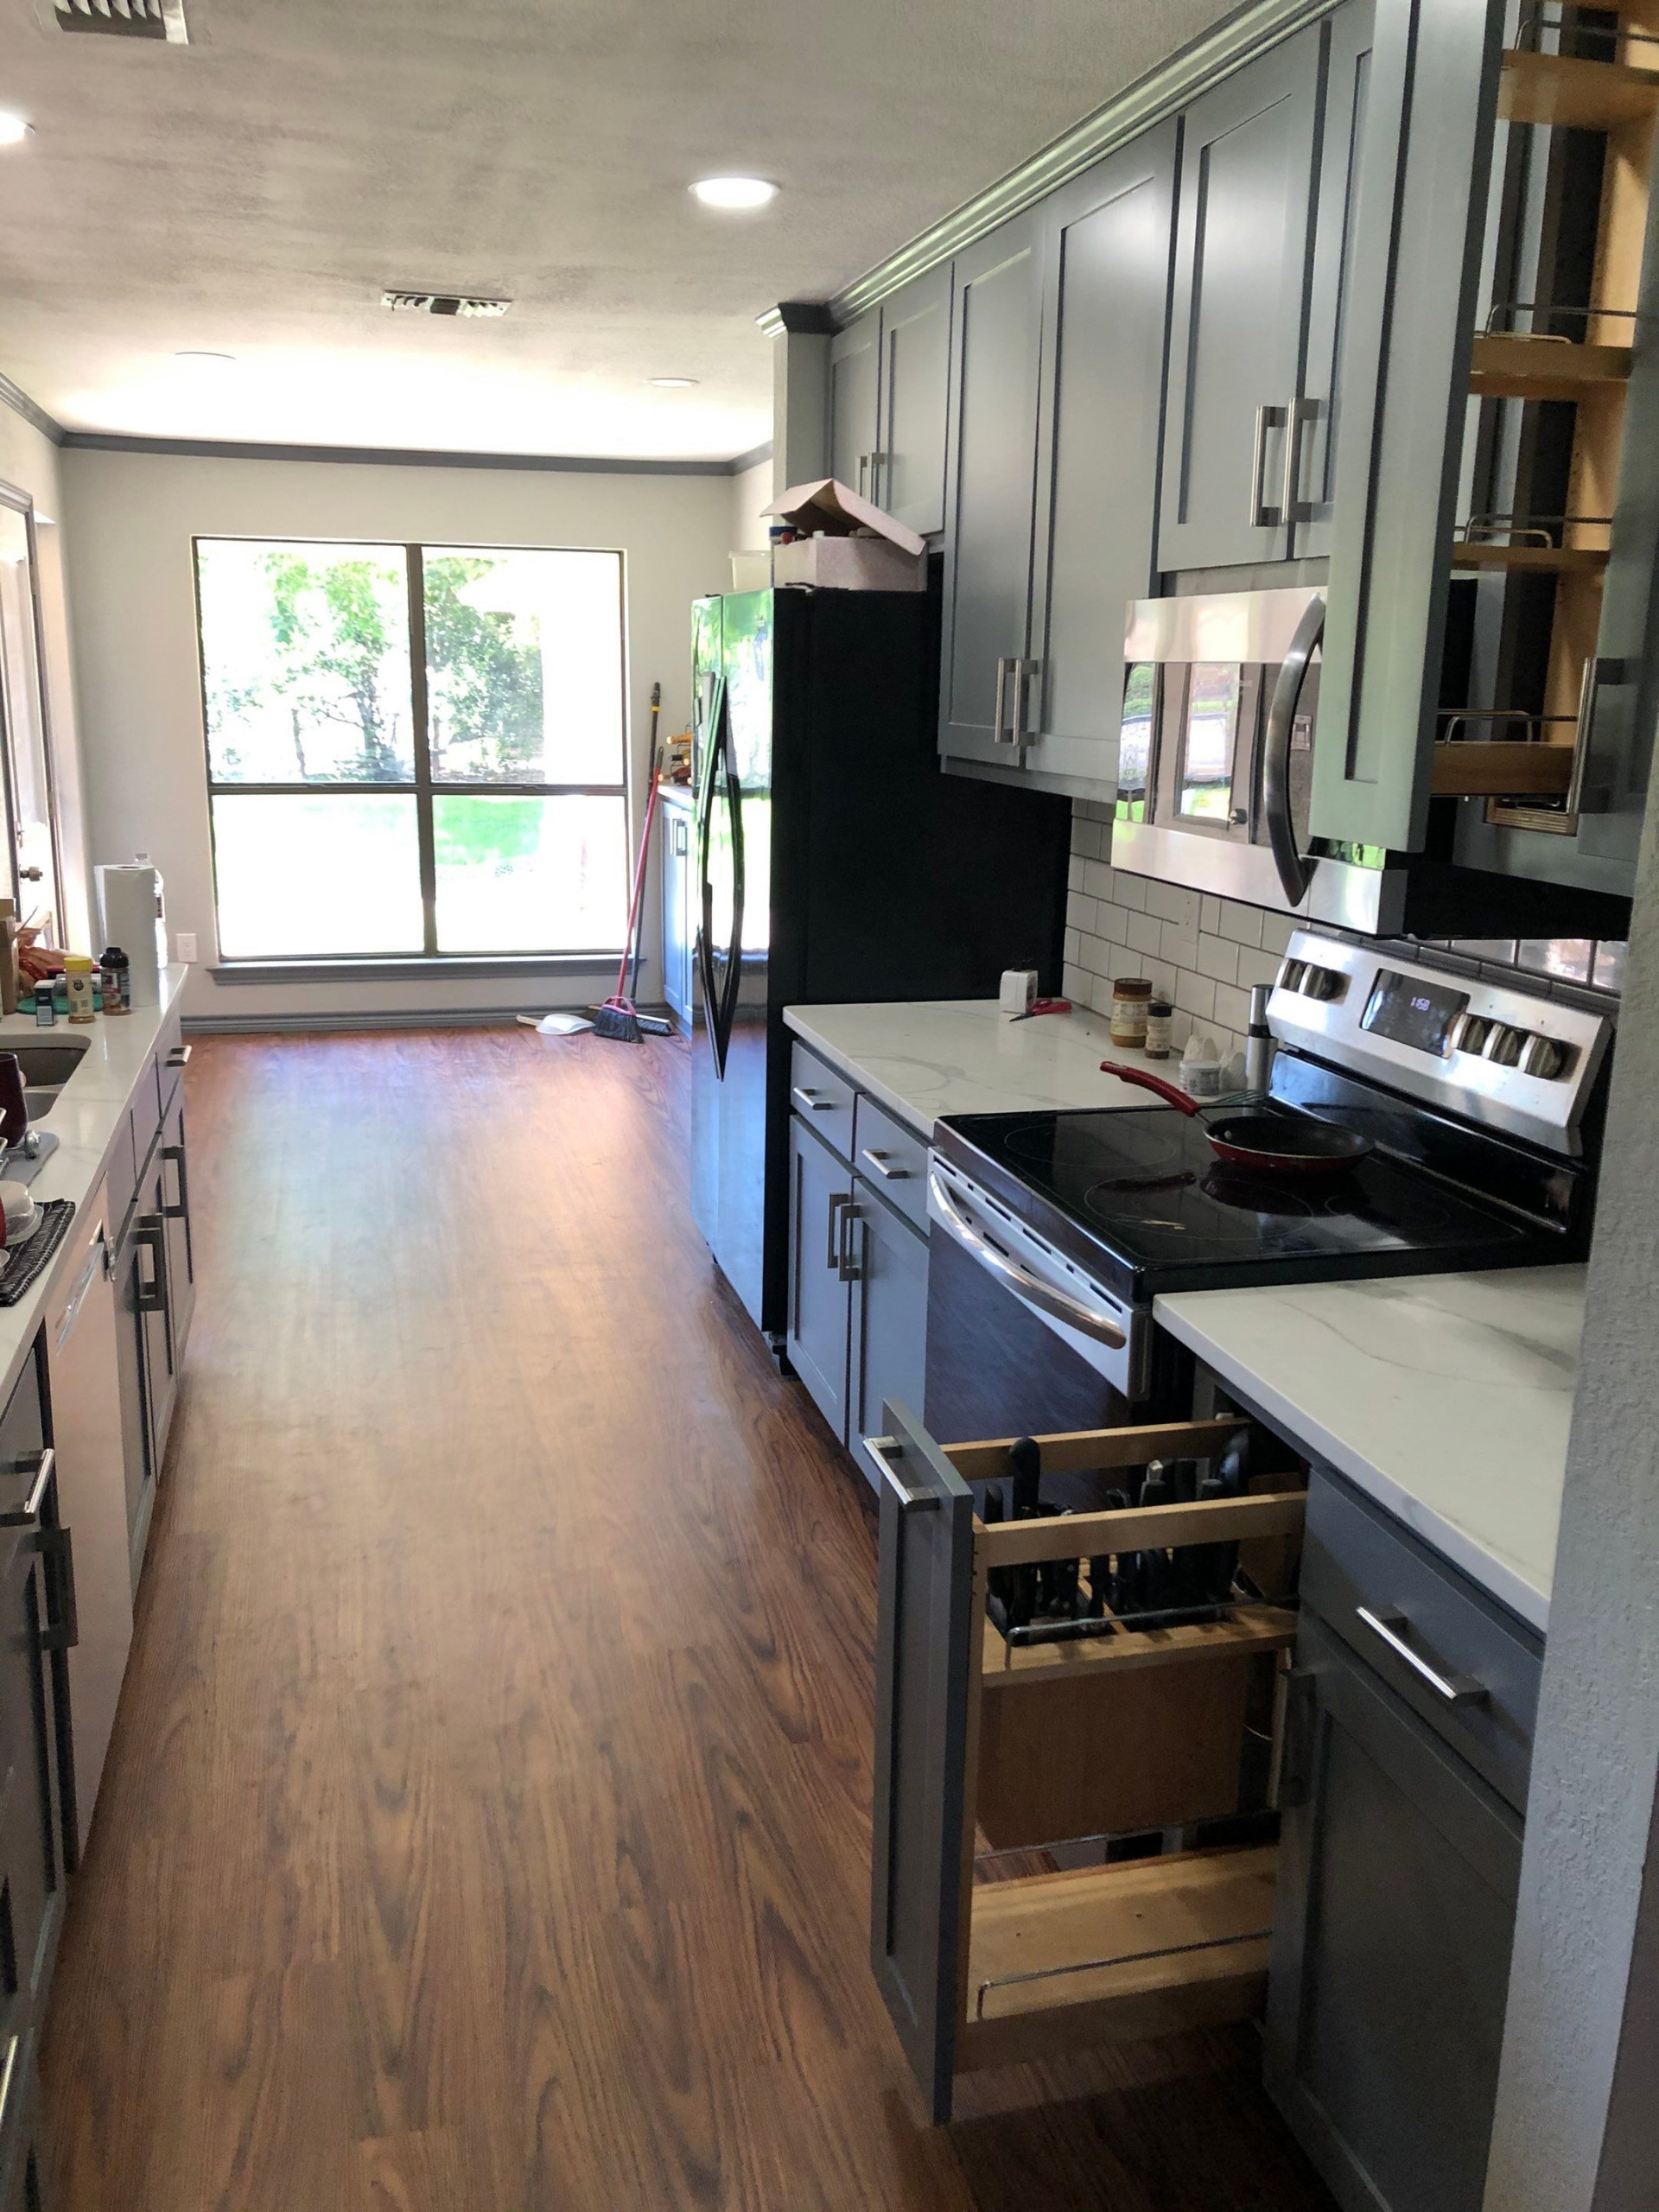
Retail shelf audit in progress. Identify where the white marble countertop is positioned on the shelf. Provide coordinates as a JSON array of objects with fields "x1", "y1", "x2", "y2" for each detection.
[
  {"x1": 1155, "y1": 1267, "x2": 1585, "y2": 1632},
  {"x1": 782, "y1": 999, "x2": 1152, "y2": 1135},
  {"x1": 0, "y1": 969, "x2": 189, "y2": 1408}
]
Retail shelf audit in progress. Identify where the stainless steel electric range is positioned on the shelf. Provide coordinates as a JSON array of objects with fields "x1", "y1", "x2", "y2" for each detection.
[{"x1": 925, "y1": 929, "x2": 1611, "y2": 1441}]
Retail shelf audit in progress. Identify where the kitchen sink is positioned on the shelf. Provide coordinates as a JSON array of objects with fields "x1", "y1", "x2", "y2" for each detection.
[{"x1": 7, "y1": 1037, "x2": 91, "y2": 1122}]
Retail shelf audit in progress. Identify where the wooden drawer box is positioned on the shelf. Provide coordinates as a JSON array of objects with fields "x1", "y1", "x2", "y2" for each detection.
[{"x1": 868, "y1": 1399, "x2": 1306, "y2": 2121}]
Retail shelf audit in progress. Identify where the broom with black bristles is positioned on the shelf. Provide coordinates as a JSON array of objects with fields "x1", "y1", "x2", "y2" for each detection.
[{"x1": 592, "y1": 684, "x2": 664, "y2": 1043}]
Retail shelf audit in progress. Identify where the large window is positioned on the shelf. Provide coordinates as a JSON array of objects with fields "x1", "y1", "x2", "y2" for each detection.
[{"x1": 196, "y1": 538, "x2": 629, "y2": 961}]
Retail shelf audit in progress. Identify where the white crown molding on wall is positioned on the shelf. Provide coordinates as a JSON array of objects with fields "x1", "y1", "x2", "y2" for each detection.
[
  {"x1": 0, "y1": 375, "x2": 772, "y2": 478},
  {"x1": 758, "y1": 0, "x2": 1339, "y2": 337}
]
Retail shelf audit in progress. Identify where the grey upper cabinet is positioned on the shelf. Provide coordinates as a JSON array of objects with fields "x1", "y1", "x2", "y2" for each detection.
[
  {"x1": 785, "y1": 1114, "x2": 852, "y2": 1440},
  {"x1": 1025, "y1": 123, "x2": 1179, "y2": 791},
  {"x1": 1158, "y1": 26, "x2": 1323, "y2": 572},
  {"x1": 1294, "y1": 1, "x2": 1376, "y2": 558},
  {"x1": 938, "y1": 211, "x2": 1046, "y2": 767},
  {"x1": 829, "y1": 310, "x2": 881, "y2": 500},
  {"x1": 848, "y1": 1185, "x2": 930, "y2": 1491},
  {"x1": 1266, "y1": 1614, "x2": 1522, "y2": 2212},
  {"x1": 876, "y1": 264, "x2": 952, "y2": 536}
]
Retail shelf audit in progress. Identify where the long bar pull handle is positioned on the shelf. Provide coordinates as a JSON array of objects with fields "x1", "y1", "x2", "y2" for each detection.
[
  {"x1": 791, "y1": 1085, "x2": 836, "y2": 1113},
  {"x1": 860, "y1": 1148, "x2": 911, "y2": 1181},
  {"x1": 1565, "y1": 656, "x2": 1625, "y2": 816},
  {"x1": 1249, "y1": 404, "x2": 1287, "y2": 529},
  {"x1": 993, "y1": 656, "x2": 1011, "y2": 743},
  {"x1": 862, "y1": 1437, "x2": 940, "y2": 1512},
  {"x1": 167, "y1": 1044, "x2": 192, "y2": 1070},
  {"x1": 39, "y1": 1521, "x2": 78, "y2": 1654},
  {"x1": 826, "y1": 1189, "x2": 852, "y2": 1271},
  {"x1": 161, "y1": 1141, "x2": 190, "y2": 1223},
  {"x1": 1281, "y1": 397, "x2": 1316, "y2": 527},
  {"x1": 1261, "y1": 593, "x2": 1325, "y2": 907},
  {"x1": 0, "y1": 1449, "x2": 54, "y2": 1529},
  {"x1": 1357, "y1": 1606, "x2": 1488, "y2": 1706},
  {"x1": 837, "y1": 1199, "x2": 863, "y2": 1282},
  {"x1": 1008, "y1": 659, "x2": 1038, "y2": 746},
  {"x1": 929, "y1": 1171, "x2": 1127, "y2": 1349}
]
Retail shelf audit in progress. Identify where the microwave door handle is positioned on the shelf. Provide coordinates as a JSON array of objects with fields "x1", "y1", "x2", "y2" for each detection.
[
  {"x1": 929, "y1": 1172, "x2": 1127, "y2": 1350},
  {"x1": 1262, "y1": 594, "x2": 1324, "y2": 907}
]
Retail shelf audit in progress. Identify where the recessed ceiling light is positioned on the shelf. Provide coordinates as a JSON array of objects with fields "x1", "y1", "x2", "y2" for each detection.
[
  {"x1": 691, "y1": 175, "x2": 776, "y2": 211},
  {"x1": 648, "y1": 377, "x2": 699, "y2": 389},
  {"x1": 0, "y1": 115, "x2": 34, "y2": 148}
]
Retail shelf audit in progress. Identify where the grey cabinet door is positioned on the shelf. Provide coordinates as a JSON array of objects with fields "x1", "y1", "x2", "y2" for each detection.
[
  {"x1": 868, "y1": 1396, "x2": 975, "y2": 2126},
  {"x1": 877, "y1": 264, "x2": 952, "y2": 535},
  {"x1": 1294, "y1": 0, "x2": 1376, "y2": 558},
  {"x1": 785, "y1": 1114, "x2": 852, "y2": 1442},
  {"x1": 938, "y1": 212, "x2": 1045, "y2": 767},
  {"x1": 847, "y1": 1189, "x2": 929, "y2": 1492},
  {"x1": 1312, "y1": 0, "x2": 1501, "y2": 854},
  {"x1": 0, "y1": 1486, "x2": 67, "y2": 2054},
  {"x1": 1265, "y1": 1613, "x2": 1522, "y2": 2212},
  {"x1": 1027, "y1": 122, "x2": 1178, "y2": 790},
  {"x1": 1158, "y1": 27, "x2": 1321, "y2": 572},
  {"x1": 159, "y1": 1088, "x2": 194, "y2": 1366},
  {"x1": 829, "y1": 309, "x2": 881, "y2": 499}
]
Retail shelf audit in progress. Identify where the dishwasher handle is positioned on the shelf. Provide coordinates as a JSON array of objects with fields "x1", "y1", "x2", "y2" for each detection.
[{"x1": 929, "y1": 1171, "x2": 1127, "y2": 1350}]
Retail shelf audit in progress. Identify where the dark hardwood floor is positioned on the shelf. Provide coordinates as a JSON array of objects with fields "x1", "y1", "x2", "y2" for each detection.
[{"x1": 39, "y1": 1027, "x2": 1332, "y2": 2211}]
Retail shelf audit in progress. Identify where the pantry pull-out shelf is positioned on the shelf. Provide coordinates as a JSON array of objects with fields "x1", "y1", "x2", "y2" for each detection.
[
  {"x1": 1499, "y1": 47, "x2": 1659, "y2": 129},
  {"x1": 959, "y1": 1847, "x2": 1278, "y2": 2072},
  {"x1": 1469, "y1": 332, "x2": 1633, "y2": 398}
]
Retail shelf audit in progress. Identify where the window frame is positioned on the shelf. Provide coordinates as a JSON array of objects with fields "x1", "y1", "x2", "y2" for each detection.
[{"x1": 194, "y1": 533, "x2": 632, "y2": 963}]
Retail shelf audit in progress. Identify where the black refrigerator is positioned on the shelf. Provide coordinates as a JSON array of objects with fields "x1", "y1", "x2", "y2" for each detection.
[{"x1": 689, "y1": 586, "x2": 1072, "y2": 1345}]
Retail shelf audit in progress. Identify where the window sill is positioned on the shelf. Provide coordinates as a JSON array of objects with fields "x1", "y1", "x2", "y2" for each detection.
[{"x1": 210, "y1": 954, "x2": 633, "y2": 987}]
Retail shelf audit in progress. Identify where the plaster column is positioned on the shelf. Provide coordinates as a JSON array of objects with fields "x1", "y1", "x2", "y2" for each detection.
[{"x1": 1484, "y1": 774, "x2": 1659, "y2": 2208}]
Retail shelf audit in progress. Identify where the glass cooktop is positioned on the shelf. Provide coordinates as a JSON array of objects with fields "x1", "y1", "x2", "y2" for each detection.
[{"x1": 935, "y1": 1103, "x2": 1552, "y2": 1301}]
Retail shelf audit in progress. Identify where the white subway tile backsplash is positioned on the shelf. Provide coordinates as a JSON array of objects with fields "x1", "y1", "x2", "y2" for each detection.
[
  {"x1": 1200, "y1": 894, "x2": 1223, "y2": 937},
  {"x1": 1067, "y1": 854, "x2": 1084, "y2": 894},
  {"x1": 1127, "y1": 912, "x2": 1164, "y2": 959},
  {"x1": 1082, "y1": 858, "x2": 1116, "y2": 902},
  {"x1": 1099, "y1": 902, "x2": 1131, "y2": 948},
  {"x1": 1160, "y1": 924, "x2": 1200, "y2": 973},
  {"x1": 1064, "y1": 926, "x2": 1082, "y2": 965},
  {"x1": 1259, "y1": 913, "x2": 1295, "y2": 957},
  {"x1": 1219, "y1": 899, "x2": 1265, "y2": 949},
  {"x1": 1146, "y1": 880, "x2": 1202, "y2": 932},
  {"x1": 1112, "y1": 871, "x2": 1147, "y2": 912},
  {"x1": 1072, "y1": 817, "x2": 1104, "y2": 863},
  {"x1": 1071, "y1": 894, "x2": 1098, "y2": 938},
  {"x1": 1078, "y1": 932, "x2": 1115, "y2": 977},
  {"x1": 1236, "y1": 945, "x2": 1283, "y2": 992},
  {"x1": 1197, "y1": 933, "x2": 1239, "y2": 985},
  {"x1": 1212, "y1": 981, "x2": 1251, "y2": 1034},
  {"x1": 1064, "y1": 963, "x2": 1090, "y2": 1004},
  {"x1": 1176, "y1": 971, "x2": 1217, "y2": 1022}
]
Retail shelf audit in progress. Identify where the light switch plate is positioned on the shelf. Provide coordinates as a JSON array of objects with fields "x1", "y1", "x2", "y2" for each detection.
[{"x1": 175, "y1": 931, "x2": 198, "y2": 963}]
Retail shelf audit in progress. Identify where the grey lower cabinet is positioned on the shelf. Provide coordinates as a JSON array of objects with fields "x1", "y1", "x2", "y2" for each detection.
[
  {"x1": 937, "y1": 210, "x2": 1046, "y2": 771},
  {"x1": 785, "y1": 1102, "x2": 928, "y2": 1481},
  {"x1": 660, "y1": 791, "x2": 695, "y2": 1030},
  {"x1": 0, "y1": 1341, "x2": 73, "y2": 2209},
  {"x1": 113, "y1": 1071, "x2": 197, "y2": 1591},
  {"x1": 1023, "y1": 122, "x2": 1179, "y2": 792},
  {"x1": 1265, "y1": 1467, "x2": 1535, "y2": 2212}
]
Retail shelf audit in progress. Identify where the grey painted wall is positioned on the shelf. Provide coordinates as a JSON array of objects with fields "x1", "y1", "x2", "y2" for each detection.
[{"x1": 1484, "y1": 764, "x2": 1659, "y2": 2206}]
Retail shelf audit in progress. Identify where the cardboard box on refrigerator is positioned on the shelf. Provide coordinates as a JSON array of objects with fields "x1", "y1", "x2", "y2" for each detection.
[{"x1": 760, "y1": 478, "x2": 927, "y2": 592}]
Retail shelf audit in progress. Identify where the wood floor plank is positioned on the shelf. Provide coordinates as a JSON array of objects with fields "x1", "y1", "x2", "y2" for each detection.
[{"x1": 38, "y1": 1028, "x2": 1334, "y2": 2210}]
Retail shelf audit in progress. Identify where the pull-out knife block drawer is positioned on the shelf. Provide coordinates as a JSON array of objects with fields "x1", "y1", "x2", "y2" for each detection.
[{"x1": 869, "y1": 1402, "x2": 1306, "y2": 2123}]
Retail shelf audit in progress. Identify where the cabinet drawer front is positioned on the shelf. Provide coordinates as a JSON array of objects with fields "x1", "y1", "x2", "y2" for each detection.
[
  {"x1": 0, "y1": 1362, "x2": 45, "y2": 1524},
  {"x1": 852, "y1": 1096, "x2": 929, "y2": 1231},
  {"x1": 789, "y1": 1043, "x2": 855, "y2": 1160},
  {"x1": 1301, "y1": 1468, "x2": 1542, "y2": 1812},
  {"x1": 154, "y1": 1007, "x2": 185, "y2": 1116}
]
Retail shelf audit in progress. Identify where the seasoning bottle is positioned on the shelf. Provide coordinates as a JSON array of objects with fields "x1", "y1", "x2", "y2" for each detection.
[
  {"x1": 99, "y1": 945, "x2": 130, "y2": 1015},
  {"x1": 1109, "y1": 976, "x2": 1154, "y2": 1049},
  {"x1": 64, "y1": 954, "x2": 96, "y2": 1025},
  {"x1": 1145, "y1": 999, "x2": 1173, "y2": 1060},
  {"x1": 32, "y1": 982, "x2": 54, "y2": 1029},
  {"x1": 1179, "y1": 1033, "x2": 1225, "y2": 1100}
]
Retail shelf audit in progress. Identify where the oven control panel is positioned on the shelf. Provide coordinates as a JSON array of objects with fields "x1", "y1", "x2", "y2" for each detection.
[{"x1": 1268, "y1": 930, "x2": 1611, "y2": 1150}]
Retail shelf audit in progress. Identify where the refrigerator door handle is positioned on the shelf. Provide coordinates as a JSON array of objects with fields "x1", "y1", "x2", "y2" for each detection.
[
  {"x1": 696, "y1": 676, "x2": 728, "y2": 1079},
  {"x1": 715, "y1": 747, "x2": 746, "y2": 1066}
]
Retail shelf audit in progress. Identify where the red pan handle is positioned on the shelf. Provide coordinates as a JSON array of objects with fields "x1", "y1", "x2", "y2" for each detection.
[{"x1": 1100, "y1": 1061, "x2": 1202, "y2": 1116}]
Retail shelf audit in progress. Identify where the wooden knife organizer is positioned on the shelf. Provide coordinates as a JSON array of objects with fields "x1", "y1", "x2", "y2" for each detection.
[{"x1": 870, "y1": 1403, "x2": 1307, "y2": 2124}]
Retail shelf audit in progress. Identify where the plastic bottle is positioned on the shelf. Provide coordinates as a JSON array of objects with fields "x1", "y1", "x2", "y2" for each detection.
[
  {"x1": 1179, "y1": 1033, "x2": 1224, "y2": 1100},
  {"x1": 99, "y1": 946, "x2": 130, "y2": 1015},
  {"x1": 64, "y1": 954, "x2": 96, "y2": 1025}
]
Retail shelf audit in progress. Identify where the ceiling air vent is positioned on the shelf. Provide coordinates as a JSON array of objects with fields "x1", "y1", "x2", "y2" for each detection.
[
  {"x1": 381, "y1": 290, "x2": 512, "y2": 320},
  {"x1": 54, "y1": 0, "x2": 189, "y2": 40}
]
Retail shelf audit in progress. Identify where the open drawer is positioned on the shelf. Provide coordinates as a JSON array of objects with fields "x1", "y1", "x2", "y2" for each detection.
[{"x1": 868, "y1": 1398, "x2": 1306, "y2": 2123}]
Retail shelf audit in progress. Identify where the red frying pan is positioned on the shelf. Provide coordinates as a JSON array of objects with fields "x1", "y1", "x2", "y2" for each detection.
[{"x1": 1099, "y1": 1062, "x2": 1374, "y2": 1178}]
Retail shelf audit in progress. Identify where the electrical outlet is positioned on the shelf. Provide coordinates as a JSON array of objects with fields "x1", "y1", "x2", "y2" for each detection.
[{"x1": 175, "y1": 931, "x2": 198, "y2": 963}]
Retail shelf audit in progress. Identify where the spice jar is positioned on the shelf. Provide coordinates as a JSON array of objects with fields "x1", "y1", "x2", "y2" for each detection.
[
  {"x1": 99, "y1": 945, "x2": 130, "y2": 1015},
  {"x1": 1109, "y1": 976, "x2": 1154, "y2": 1049},
  {"x1": 64, "y1": 954, "x2": 96, "y2": 1025},
  {"x1": 1145, "y1": 999, "x2": 1173, "y2": 1060}
]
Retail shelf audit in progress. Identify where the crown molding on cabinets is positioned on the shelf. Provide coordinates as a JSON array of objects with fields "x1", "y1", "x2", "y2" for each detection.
[
  {"x1": 759, "y1": 0, "x2": 1341, "y2": 338},
  {"x1": 0, "y1": 373, "x2": 65, "y2": 447}
]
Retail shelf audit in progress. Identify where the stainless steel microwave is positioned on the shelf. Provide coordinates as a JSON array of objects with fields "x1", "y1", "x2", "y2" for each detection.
[{"x1": 1112, "y1": 586, "x2": 1384, "y2": 930}]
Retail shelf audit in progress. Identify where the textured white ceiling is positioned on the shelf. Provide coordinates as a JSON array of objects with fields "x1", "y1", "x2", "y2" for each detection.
[{"x1": 0, "y1": 0, "x2": 1233, "y2": 459}]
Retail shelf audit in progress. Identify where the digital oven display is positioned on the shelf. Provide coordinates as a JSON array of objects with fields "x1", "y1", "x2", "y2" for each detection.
[{"x1": 1360, "y1": 969, "x2": 1470, "y2": 1058}]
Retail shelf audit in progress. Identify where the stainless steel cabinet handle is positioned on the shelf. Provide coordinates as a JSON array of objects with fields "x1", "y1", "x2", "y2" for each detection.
[
  {"x1": 0, "y1": 1447, "x2": 54, "y2": 1529},
  {"x1": 826, "y1": 1189, "x2": 852, "y2": 1271},
  {"x1": 162, "y1": 1140, "x2": 190, "y2": 1223},
  {"x1": 673, "y1": 819, "x2": 688, "y2": 856},
  {"x1": 1565, "y1": 655, "x2": 1625, "y2": 816},
  {"x1": 135, "y1": 1216, "x2": 168, "y2": 1314},
  {"x1": 791, "y1": 1085, "x2": 836, "y2": 1113},
  {"x1": 1356, "y1": 1605, "x2": 1488, "y2": 1706},
  {"x1": 837, "y1": 1199, "x2": 863, "y2": 1283},
  {"x1": 993, "y1": 656, "x2": 1011, "y2": 743},
  {"x1": 1262, "y1": 593, "x2": 1325, "y2": 907},
  {"x1": 55, "y1": 1231, "x2": 106, "y2": 1346},
  {"x1": 929, "y1": 1171, "x2": 1127, "y2": 1349},
  {"x1": 862, "y1": 1436, "x2": 940, "y2": 1512},
  {"x1": 1008, "y1": 658, "x2": 1038, "y2": 744},
  {"x1": 860, "y1": 1148, "x2": 911, "y2": 1181},
  {"x1": 868, "y1": 449, "x2": 883, "y2": 505},
  {"x1": 1281, "y1": 397, "x2": 1316, "y2": 526},
  {"x1": 39, "y1": 1519, "x2": 78, "y2": 1653},
  {"x1": 1249, "y1": 402, "x2": 1287, "y2": 529},
  {"x1": 0, "y1": 2032, "x2": 17, "y2": 2141},
  {"x1": 167, "y1": 1044, "x2": 192, "y2": 1069}
]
